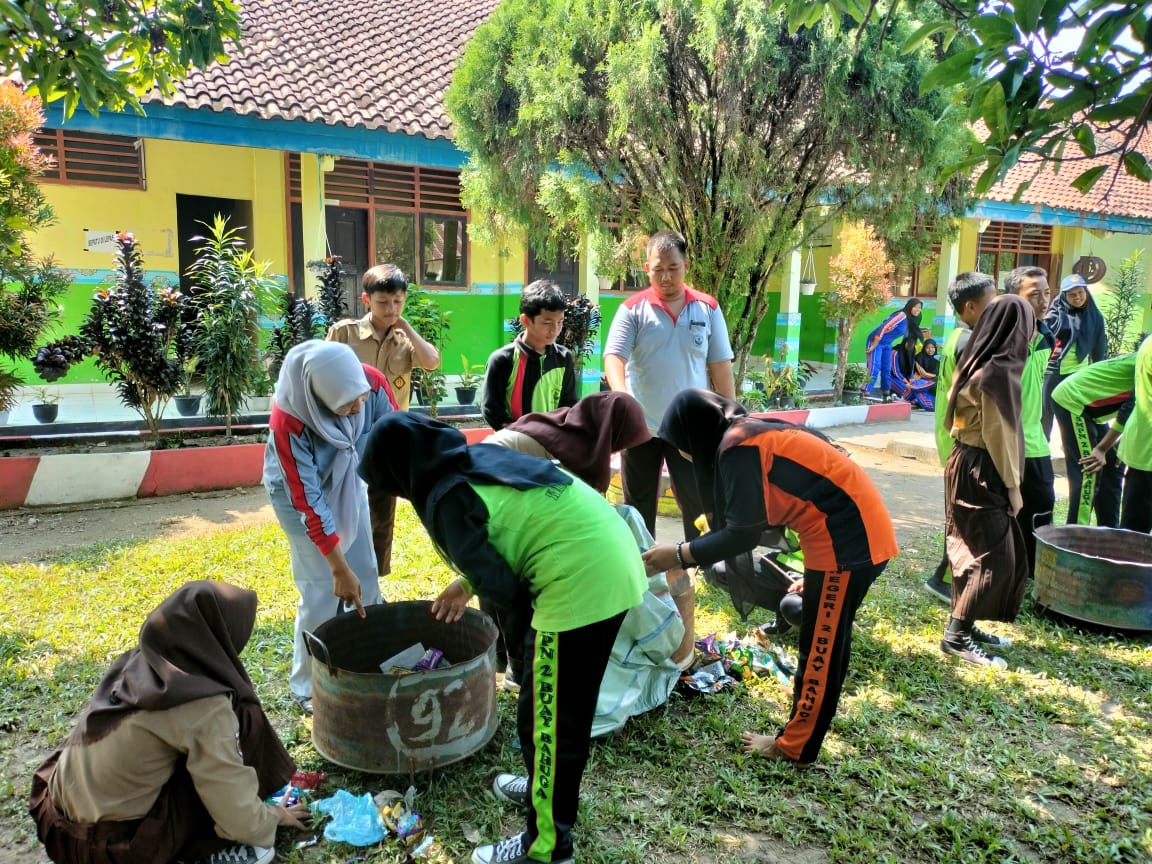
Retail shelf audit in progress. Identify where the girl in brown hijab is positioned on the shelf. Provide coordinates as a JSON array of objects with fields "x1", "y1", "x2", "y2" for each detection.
[
  {"x1": 488, "y1": 391, "x2": 651, "y2": 493},
  {"x1": 29, "y1": 581, "x2": 309, "y2": 864},
  {"x1": 942, "y1": 294, "x2": 1035, "y2": 670}
]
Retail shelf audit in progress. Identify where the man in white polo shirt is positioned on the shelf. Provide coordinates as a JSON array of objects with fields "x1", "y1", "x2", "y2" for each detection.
[{"x1": 605, "y1": 229, "x2": 735, "y2": 664}]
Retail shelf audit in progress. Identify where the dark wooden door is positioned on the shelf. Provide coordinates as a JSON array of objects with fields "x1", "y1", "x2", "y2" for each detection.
[{"x1": 325, "y1": 206, "x2": 369, "y2": 315}]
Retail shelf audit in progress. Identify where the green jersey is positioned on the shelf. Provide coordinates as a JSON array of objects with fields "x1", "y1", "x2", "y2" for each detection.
[
  {"x1": 472, "y1": 476, "x2": 646, "y2": 632},
  {"x1": 1119, "y1": 337, "x2": 1152, "y2": 472},
  {"x1": 934, "y1": 324, "x2": 970, "y2": 465},
  {"x1": 1021, "y1": 326, "x2": 1054, "y2": 458}
]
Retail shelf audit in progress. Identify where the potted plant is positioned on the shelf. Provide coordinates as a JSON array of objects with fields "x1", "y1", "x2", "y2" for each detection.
[
  {"x1": 406, "y1": 286, "x2": 451, "y2": 416},
  {"x1": 174, "y1": 358, "x2": 202, "y2": 417},
  {"x1": 31, "y1": 386, "x2": 58, "y2": 423},
  {"x1": 840, "y1": 363, "x2": 868, "y2": 405},
  {"x1": 246, "y1": 365, "x2": 274, "y2": 412},
  {"x1": 454, "y1": 355, "x2": 484, "y2": 406}
]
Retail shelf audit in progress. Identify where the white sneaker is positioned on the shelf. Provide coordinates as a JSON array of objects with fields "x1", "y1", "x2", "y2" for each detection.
[
  {"x1": 198, "y1": 845, "x2": 274, "y2": 864},
  {"x1": 471, "y1": 832, "x2": 572, "y2": 864}
]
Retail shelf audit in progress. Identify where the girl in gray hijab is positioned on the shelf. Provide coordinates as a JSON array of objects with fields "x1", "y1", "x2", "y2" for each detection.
[{"x1": 262, "y1": 340, "x2": 397, "y2": 714}]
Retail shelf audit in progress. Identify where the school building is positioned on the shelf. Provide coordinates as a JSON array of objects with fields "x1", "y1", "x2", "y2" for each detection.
[{"x1": 19, "y1": 0, "x2": 1152, "y2": 390}]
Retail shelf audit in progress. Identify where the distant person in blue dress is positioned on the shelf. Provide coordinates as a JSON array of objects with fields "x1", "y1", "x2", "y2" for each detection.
[{"x1": 863, "y1": 299, "x2": 922, "y2": 401}]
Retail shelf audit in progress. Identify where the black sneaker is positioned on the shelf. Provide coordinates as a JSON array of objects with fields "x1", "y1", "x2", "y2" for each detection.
[
  {"x1": 922, "y1": 576, "x2": 951, "y2": 605},
  {"x1": 492, "y1": 773, "x2": 529, "y2": 808},
  {"x1": 970, "y1": 625, "x2": 1012, "y2": 648},
  {"x1": 471, "y1": 833, "x2": 572, "y2": 864},
  {"x1": 940, "y1": 634, "x2": 1007, "y2": 670},
  {"x1": 197, "y1": 845, "x2": 274, "y2": 864}
]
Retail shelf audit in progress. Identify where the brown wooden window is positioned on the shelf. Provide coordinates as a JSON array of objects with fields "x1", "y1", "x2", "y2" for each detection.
[
  {"x1": 977, "y1": 221, "x2": 1054, "y2": 288},
  {"x1": 287, "y1": 154, "x2": 467, "y2": 287},
  {"x1": 32, "y1": 129, "x2": 145, "y2": 189}
]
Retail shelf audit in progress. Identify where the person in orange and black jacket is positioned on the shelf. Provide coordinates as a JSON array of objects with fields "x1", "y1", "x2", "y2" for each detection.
[{"x1": 642, "y1": 389, "x2": 897, "y2": 768}]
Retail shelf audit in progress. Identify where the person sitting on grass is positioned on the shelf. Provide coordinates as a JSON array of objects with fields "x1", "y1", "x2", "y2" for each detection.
[
  {"x1": 862, "y1": 298, "x2": 921, "y2": 401},
  {"x1": 642, "y1": 389, "x2": 897, "y2": 767},
  {"x1": 29, "y1": 581, "x2": 310, "y2": 864},
  {"x1": 361, "y1": 412, "x2": 645, "y2": 864}
]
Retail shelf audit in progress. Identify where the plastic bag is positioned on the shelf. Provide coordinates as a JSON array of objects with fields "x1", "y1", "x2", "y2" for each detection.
[{"x1": 314, "y1": 789, "x2": 387, "y2": 846}]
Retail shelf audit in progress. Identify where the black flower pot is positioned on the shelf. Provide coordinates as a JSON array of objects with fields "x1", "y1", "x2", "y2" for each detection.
[
  {"x1": 175, "y1": 394, "x2": 202, "y2": 417},
  {"x1": 454, "y1": 386, "x2": 477, "y2": 406},
  {"x1": 32, "y1": 403, "x2": 59, "y2": 423}
]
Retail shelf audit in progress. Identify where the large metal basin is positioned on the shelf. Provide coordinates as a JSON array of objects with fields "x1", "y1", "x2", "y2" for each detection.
[
  {"x1": 1033, "y1": 525, "x2": 1152, "y2": 631},
  {"x1": 304, "y1": 601, "x2": 499, "y2": 774}
]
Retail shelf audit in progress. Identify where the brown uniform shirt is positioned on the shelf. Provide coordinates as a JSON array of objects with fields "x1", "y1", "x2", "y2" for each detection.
[
  {"x1": 49, "y1": 695, "x2": 281, "y2": 847},
  {"x1": 327, "y1": 314, "x2": 416, "y2": 410},
  {"x1": 950, "y1": 381, "x2": 1024, "y2": 488}
]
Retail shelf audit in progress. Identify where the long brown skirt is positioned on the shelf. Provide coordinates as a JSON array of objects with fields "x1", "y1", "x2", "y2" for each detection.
[
  {"x1": 29, "y1": 749, "x2": 226, "y2": 864},
  {"x1": 944, "y1": 442, "x2": 1029, "y2": 622}
]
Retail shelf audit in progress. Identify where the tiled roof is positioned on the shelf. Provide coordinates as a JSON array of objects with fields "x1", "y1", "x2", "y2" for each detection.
[
  {"x1": 148, "y1": 0, "x2": 499, "y2": 140},
  {"x1": 982, "y1": 123, "x2": 1152, "y2": 221}
]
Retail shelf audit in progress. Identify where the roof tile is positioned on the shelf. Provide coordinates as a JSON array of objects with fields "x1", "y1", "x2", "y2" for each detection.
[{"x1": 150, "y1": 0, "x2": 499, "y2": 141}]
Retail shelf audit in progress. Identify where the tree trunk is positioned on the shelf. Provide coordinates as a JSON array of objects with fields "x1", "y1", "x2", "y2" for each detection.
[{"x1": 833, "y1": 318, "x2": 853, "y2": 403}]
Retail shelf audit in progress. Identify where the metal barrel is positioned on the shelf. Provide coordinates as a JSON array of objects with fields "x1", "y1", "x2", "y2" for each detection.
[
  {"x1": 305, "y1": 600, "x2": 500, "y2": 774},
  {"x1": 1033, "y1": 524, "x2": 1152, "y2": 631}
]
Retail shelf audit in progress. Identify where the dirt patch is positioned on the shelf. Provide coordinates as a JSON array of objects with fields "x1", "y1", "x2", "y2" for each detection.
[{"x1": 0, "y1": 487, "x2": 275, "y2": 564}]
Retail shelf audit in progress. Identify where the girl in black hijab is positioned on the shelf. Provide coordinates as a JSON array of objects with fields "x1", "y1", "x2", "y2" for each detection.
[
  {"x1": 29, "y1": 581, "x2": 308, "y2": 864},
  {"x1": 941, "y1": 294, "x2": 1034, "y2": 670},
  {"x1": 361, "y1": 413, "x2": 646, "y2": 864},
  {"x1": 642, "y1": 390, "x2": 897, "y2": 767}
]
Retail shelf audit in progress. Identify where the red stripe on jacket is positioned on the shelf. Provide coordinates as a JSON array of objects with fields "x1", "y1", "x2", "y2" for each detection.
[{"x1": 269, "y1": 406, "x2": 339, "y2": 555}]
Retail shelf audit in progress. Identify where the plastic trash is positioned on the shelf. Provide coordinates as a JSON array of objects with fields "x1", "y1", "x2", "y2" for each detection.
[{"x1": 314, "y1": 789, "x2": 387, "y2": 846}]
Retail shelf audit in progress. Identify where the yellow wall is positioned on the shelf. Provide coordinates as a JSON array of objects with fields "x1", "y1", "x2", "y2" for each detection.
[{"x1": 28, "y1": 139, "x2": 289, "y2": 277}]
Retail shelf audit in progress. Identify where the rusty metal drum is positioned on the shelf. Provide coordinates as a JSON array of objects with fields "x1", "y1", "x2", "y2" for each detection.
[
  {"x1": 304, "y1": 601, "x2": 500, "y2": 774},
  {"x1": 1033, "y1": 524, "x2": 1152, "y2": 631}
]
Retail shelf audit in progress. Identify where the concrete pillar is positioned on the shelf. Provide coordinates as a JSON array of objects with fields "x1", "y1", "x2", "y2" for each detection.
[
  {"x1": 299, "y1": 153, "x2": 327, "y2": 296},
  {"x1": 775, "y1": 247, "x2": 802, "y2": 368},
  {"x1": 580, "y1": 234, "x2": 604, "y2": 396},
  {"x1": 933, "y1": 237, "x2": 961, "y2": 334}
]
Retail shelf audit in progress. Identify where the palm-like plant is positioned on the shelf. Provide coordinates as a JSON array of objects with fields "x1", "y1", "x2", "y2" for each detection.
[{"x1": 185, "y1": 215, "x2": 277, "y2": 434}]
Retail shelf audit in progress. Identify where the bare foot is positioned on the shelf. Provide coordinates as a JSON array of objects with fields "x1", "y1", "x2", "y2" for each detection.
[{"x1": 740, "y1": 732, "x2": 813, "y2": 768}]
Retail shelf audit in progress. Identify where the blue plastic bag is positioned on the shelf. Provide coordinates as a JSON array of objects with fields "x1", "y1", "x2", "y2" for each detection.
[{"x1": 314, "y1": 789, "x2": 387, "y2": 846}]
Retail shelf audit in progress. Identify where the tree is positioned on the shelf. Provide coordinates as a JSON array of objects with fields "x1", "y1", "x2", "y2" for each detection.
[
  {"x1": 447, "y1": 0, "x2": 971, "y2": 383},
  {"x1": 265, "y1": 294, "x2": 323, "y2": 382},
  {"x1": 1, "y1": 0, "x2": 242, "y2": 119},
  {"x1": 185, "y1": 214, "x2": 277, "y2": 434},
  {"x1": 1103, "y1": 249, "x2": 1147, "y2": 358},
  {"x1": 35, "y1": 233, "x2": 188, "y2": 440},
  {"x1": 771, "y1": 0, "x2": 1152, "y2": 195},
  {"x1": 822, "y1": 222, "x2": 893, "y2": 402},
  {"x1": 0, "y1": 81, "x2": 72, "y2": 414}
]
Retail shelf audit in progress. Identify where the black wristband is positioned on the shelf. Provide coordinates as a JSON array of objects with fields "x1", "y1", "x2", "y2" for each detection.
[{"x1": 675, "y1": 541, "x2": 688, "y2": 570}]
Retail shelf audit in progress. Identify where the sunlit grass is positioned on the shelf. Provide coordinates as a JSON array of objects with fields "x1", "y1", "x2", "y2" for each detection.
[{"x1": 1, "y1": 510, "x2": 1150, "y2": 863}]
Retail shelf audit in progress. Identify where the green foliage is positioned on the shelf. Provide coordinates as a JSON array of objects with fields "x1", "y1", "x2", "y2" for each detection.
[
  {"x1": 79, "y1": 233, "x2": 186, "y2": 438},
  {"x1": 457, "y1": 355, "x2": 484, "y2": 389},
  {"x1": 0, "y1": 83, "x2": 72, "y2": 409},
  {"x1": 447, "y1": 0, "x2": 971, "y2": 381},
  {"x1": 265, "y1": 293, "x2": 323, "y2": 382},
  {"x1": 822, "y1": 221, "x2": 893, "y2": 401},
  {"x1": 0, "y1": 1, "x2": 242, "y2": 120},
  {"x1": 773, "y1": 0, "x2": 1152, "y2": 196},
  {"x1": 185, "y1": 214, "x2": 278, "y2": 434},
  {"x1": 1103, "y1": 249, "x2": 1147, "y2": 358},
  {"x1": 406, "y1": 286, "x2": 452, "y2": 415},
  {"x1": 309, "y1": 256, "x2": 350, "y2": 326}
]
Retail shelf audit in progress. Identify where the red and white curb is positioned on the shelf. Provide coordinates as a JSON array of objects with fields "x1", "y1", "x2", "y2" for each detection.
[{"x1": 0, "y1": 408, "x2": 907, "y2": 510}]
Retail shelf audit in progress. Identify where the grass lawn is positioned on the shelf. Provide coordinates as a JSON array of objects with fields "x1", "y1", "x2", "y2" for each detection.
[{"x1": 1, "y1": 503, "x2": 1150, "y2": 863}]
